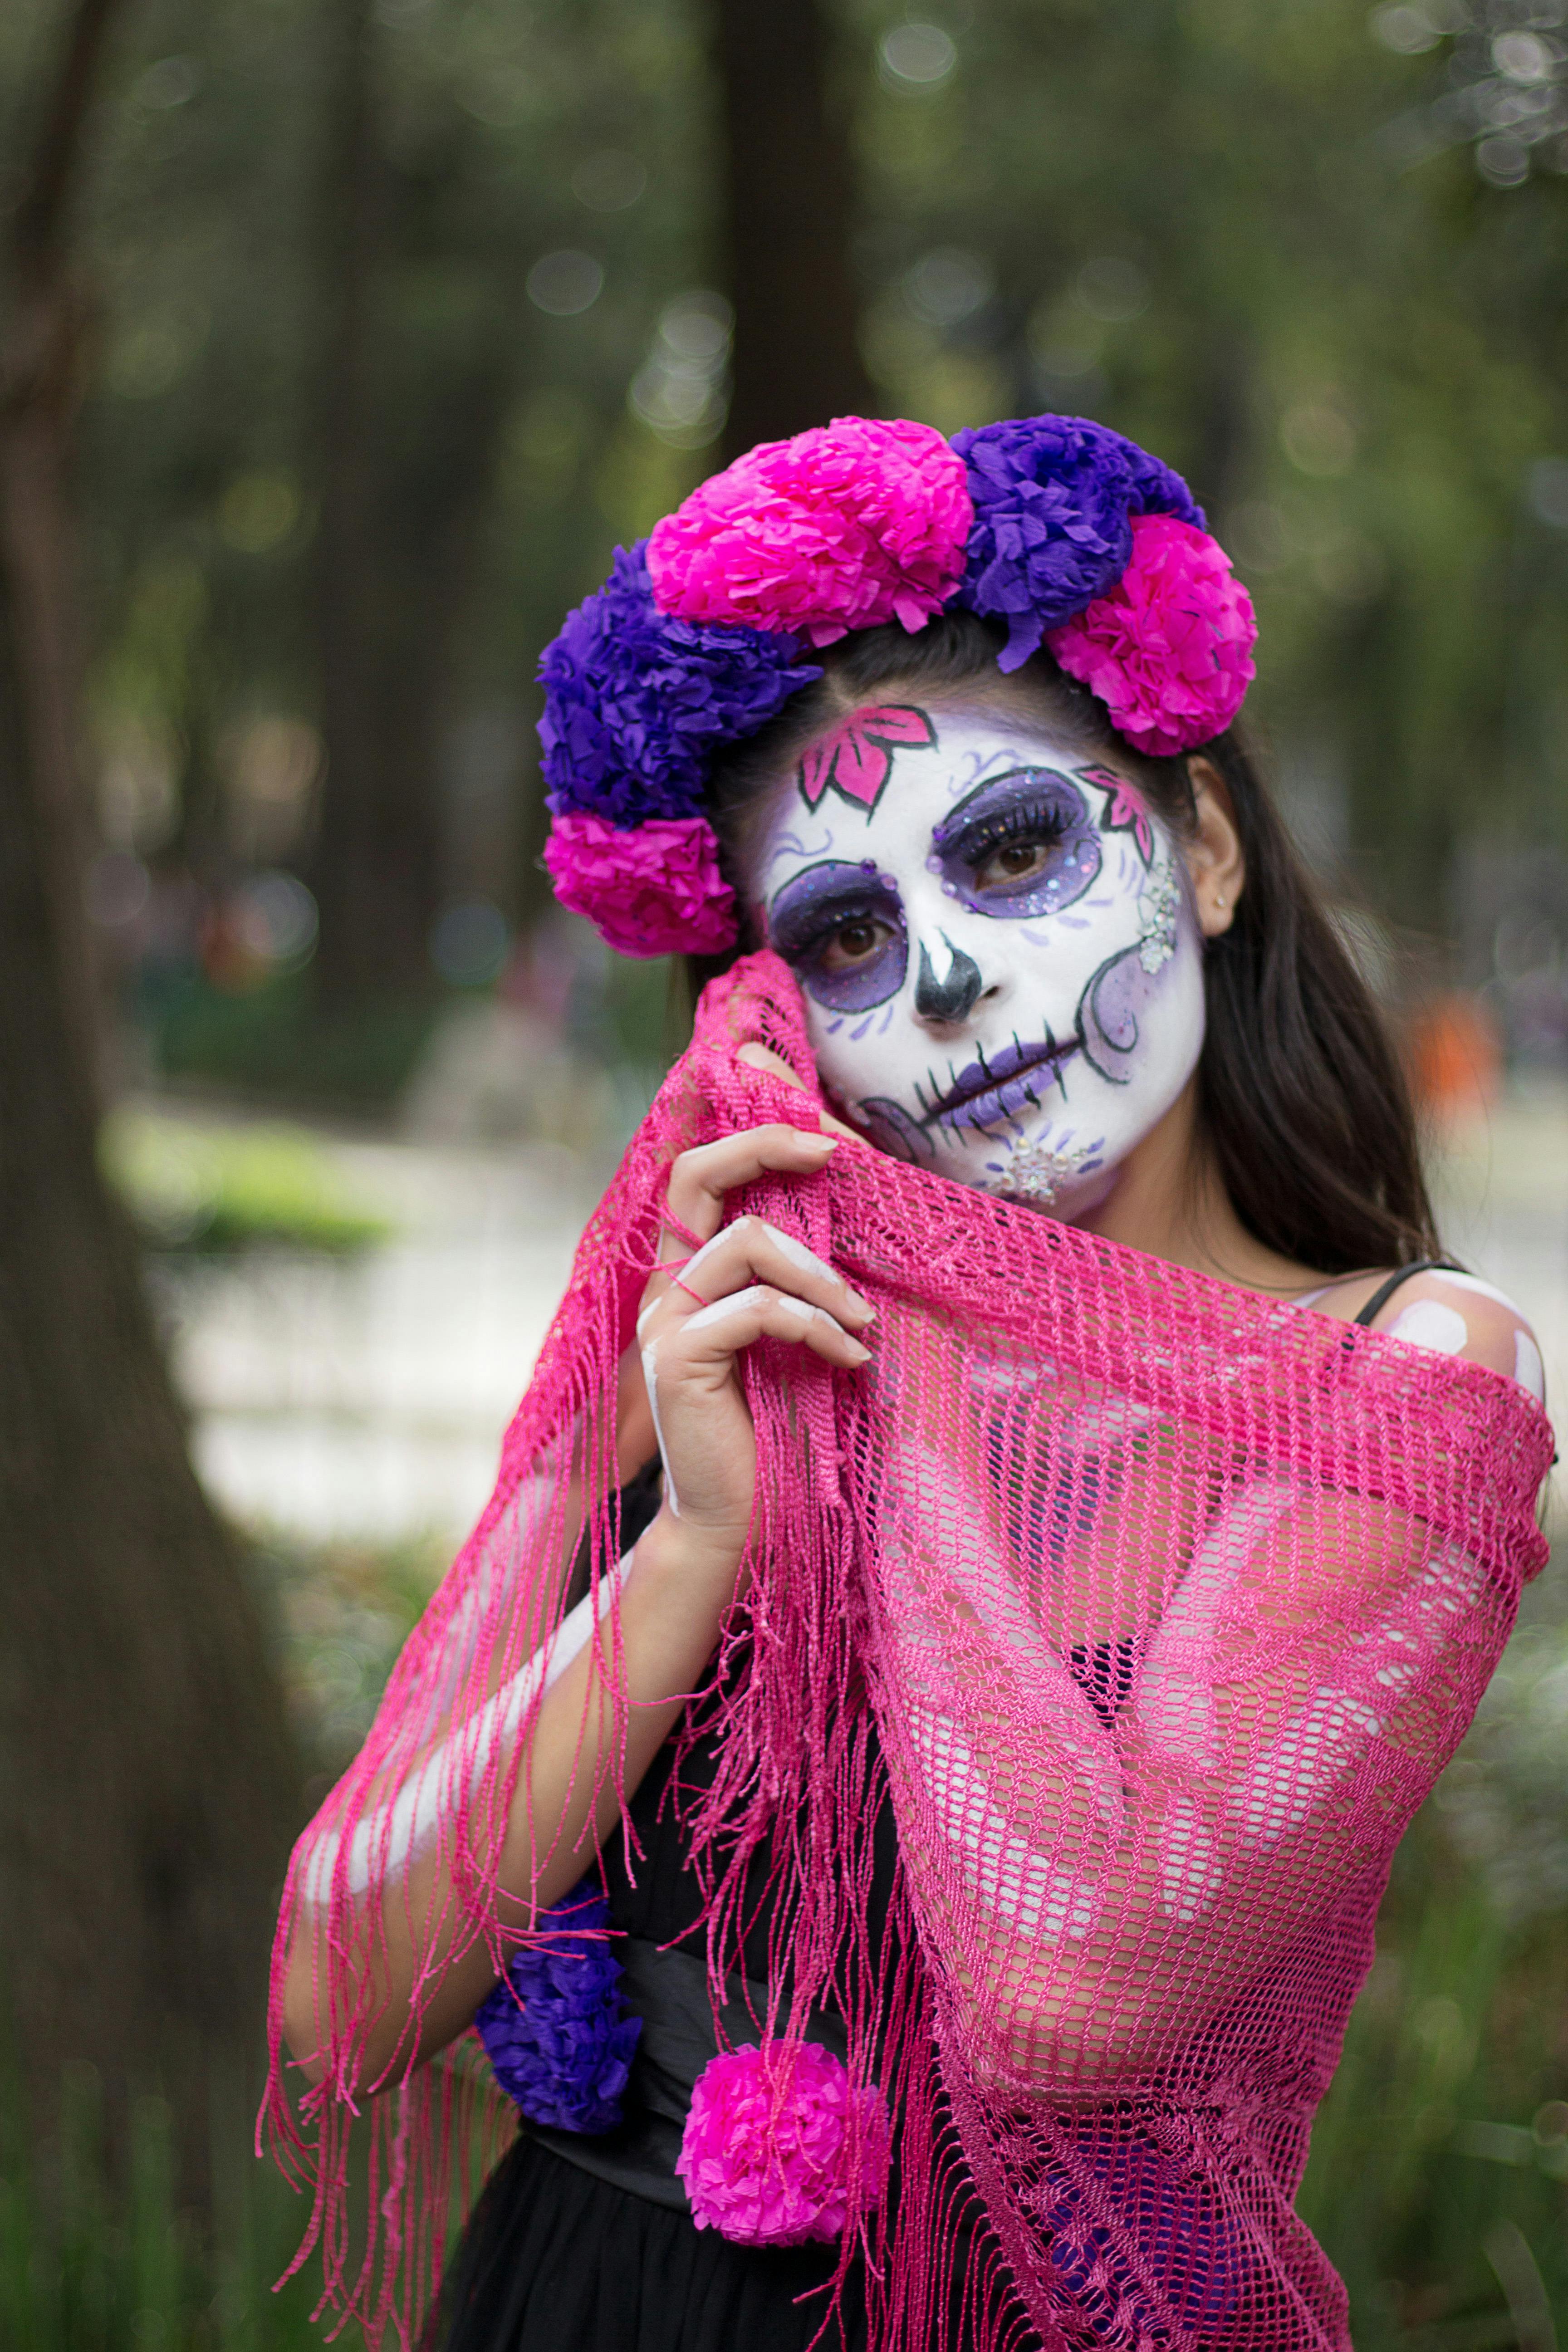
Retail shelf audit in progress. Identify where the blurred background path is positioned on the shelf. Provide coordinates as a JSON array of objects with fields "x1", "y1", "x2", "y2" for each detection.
[
  {"x1": 145, "y1": 1078, "x2": 1567, "y2": 1554},
  {"x1": 151, "y1": 1107, "x2": 603, "y2": 1545}
]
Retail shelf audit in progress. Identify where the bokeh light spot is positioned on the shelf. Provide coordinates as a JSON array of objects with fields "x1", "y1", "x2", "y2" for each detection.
[
  {"x1": 1369, "y1": 6, "x2": 1441, "y2": 55},
  {"x1": 879, "y1": 23, "x2": 957, "y2": 88},
  {"x1": 527, "y1": 251, "x2": 605, "y2": 317},
  {"x1": 572, "y1": 151, "x2": 648, "y2": 211},
  {"x1": 431, "y1": 900, "x2": 510, "y2": 987},
  {"x1": 903, "y1": 248, "x2": 992, "y2": 328}
]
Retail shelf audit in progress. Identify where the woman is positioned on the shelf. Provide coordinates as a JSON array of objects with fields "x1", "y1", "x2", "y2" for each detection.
[{"x1": 271, "y1": 415, "x2": 1552, "y2": 2352}]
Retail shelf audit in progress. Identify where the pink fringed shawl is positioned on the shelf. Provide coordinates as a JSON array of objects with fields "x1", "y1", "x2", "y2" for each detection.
[{"x1": 265, "y1": 953, "x2": 1553, "y2": 2352}]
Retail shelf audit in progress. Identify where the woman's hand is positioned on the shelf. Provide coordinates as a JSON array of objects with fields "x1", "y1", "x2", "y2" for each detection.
[{"x1": 632, "y1": 1115, "x2": 875, "y2": 1581}]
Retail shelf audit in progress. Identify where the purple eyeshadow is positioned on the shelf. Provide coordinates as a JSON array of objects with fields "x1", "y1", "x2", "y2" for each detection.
[
  {"x1": 766, "y1": 859, "x2": 908, "y2": 1013},
  {"x1": 931, "y1": 768, "x2": 1102, "y2": 921}
]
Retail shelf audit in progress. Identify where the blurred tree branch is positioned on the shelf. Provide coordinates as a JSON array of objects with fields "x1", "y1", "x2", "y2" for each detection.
[
  {"x1": 0, "y1": 0, "x2": 300, "y2": 2190},
  {"x1": 12, "y1": 0, "x2": 121, "y2": 274},
  {"x1": 715, "y1": 0, "x2": 875, "y2": 458},
  {"x1": 309, "y1": 0, "x2": 517, "y2": 1007},
  {"x1": 0, "y1": 0, "x2": 123, "y2": 1078}
]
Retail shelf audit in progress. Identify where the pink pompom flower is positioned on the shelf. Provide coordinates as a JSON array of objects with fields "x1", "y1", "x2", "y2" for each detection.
[
  {"x1": 1046, "y1": 513, "x2": 1258, "y2": 758},
  {"x1": 542, "y1": 810, "x2": 737, "y2": 959},
  {"x1": 647, "y1": 417, "x2": 972, "y2": 647},
  {"x1": 676, "y1": 2041, "x2": 891, "y2": 2249}
]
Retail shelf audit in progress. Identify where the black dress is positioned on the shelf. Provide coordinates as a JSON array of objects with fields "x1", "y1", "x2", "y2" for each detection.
[
  {"x1": 430, "y1": 1470, "x2": 1020, "y2": 2352},
  {"x1": 431, "y1": 1713, "x2": 902, "y2": 2352}
]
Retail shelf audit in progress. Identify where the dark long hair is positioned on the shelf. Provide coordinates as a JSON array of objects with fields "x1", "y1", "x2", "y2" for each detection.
[{"x1": 688, "y1": 610, "x2": 1438, "y2": 1279}]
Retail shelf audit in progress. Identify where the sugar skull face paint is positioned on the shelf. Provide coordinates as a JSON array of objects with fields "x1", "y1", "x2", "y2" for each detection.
[{"x1": 748, "y1": 706, "x2": 1207, "y2": 1213}]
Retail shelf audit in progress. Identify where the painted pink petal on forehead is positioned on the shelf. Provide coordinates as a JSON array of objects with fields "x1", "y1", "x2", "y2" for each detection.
[
  {"x1": 798, "y1": 704, "x2": 937, "y2": 811},
  {"x1": 1083, "y1": 763, "x2": 1154, "y2": 866}
]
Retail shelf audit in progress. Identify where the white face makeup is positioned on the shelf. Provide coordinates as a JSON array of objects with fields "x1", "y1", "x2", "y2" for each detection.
[{"x1": 746, "y1": 702, "x2": 1207, "y2": 1215}]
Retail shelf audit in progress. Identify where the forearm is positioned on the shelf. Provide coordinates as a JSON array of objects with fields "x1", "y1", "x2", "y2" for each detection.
[{"x1": 283, "y1": 1507, "x2": 742, "y2": 2089}]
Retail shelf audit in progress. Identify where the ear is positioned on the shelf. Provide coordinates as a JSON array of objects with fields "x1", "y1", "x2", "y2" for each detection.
[{"x1": 1181, "y1": 755, "x2": 1245, "y2": 938}]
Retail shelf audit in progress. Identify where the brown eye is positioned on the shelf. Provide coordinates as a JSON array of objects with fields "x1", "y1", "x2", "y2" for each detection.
[
  {"x1": 975, "y1": 840, "x2": 1052, "y2": 890},
  {"x1": 820, "y1": 915, "x2": 889, "y2": 970}
]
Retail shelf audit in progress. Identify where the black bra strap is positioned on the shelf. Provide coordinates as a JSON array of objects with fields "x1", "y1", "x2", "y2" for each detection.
[{"x1": 1353, "y1": 1259, "x2": 1461, "y2": 1328}]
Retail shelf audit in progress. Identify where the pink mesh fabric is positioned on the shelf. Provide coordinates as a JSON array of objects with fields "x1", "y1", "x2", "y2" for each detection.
[{"x1": 265, "y1": 952, "x2": 1553, "y2": 2352}]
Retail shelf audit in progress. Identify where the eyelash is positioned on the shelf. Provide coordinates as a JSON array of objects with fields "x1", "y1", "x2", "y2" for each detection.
[
  {"x1": 951, "y1": 799, "x2": 1068, "y2": 868},
  {"x1": 782, "y1": 898, "x2": 892, "y2": 958}
]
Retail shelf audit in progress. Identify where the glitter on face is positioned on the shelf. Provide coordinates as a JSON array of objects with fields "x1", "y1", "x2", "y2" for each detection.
[
  {"x1": 988, "y1": 1133, "x2": 1095, "y2": 1208},
  {"x1": 1136, "y1": 860, "x2": 1182, "y2": 974}
]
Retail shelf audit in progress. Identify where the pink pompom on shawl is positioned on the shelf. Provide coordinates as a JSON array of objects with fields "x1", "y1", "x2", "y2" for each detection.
[
  {"x1": 265, "y1": 954, "x2": 1551, "y2": 2352},
  {"x1": 541, "y1": 808, "x2": 737, "y2": 958},
  {"x1": 647, "y1": 417, "x2": 972, "y2": 645},
  {"x1": 677, "y1": 2041, "x2": 890, "y2": 2246},
  {"x1": 1048, "y1": 512, "x2": 1258, "y2": 756}
]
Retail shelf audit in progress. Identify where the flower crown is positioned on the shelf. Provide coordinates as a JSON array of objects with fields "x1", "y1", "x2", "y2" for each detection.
[{"x1": 539, "y1": 412, "x2": 1257, "y2": 958}]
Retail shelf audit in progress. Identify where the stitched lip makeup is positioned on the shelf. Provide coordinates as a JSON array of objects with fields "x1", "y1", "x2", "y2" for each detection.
[{"x1": 926, "y1": 1038, "x2": 1079, "y2": 1130}]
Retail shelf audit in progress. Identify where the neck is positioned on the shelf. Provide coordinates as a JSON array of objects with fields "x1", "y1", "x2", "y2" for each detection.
[{"x1": 1066, "y1": 1076, "x2": 1321, "y2": 1298}]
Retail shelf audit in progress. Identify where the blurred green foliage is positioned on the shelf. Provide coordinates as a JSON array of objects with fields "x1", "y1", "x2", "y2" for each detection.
[
  {"x1": 253, "y1": 1526, "x2": 446, "y2": 1787},
  {"x1": 0, "y1": 2063, "x2": 342, "y2": 2351},
  {"x1": 0, "y1": 0, "x2": 1562, "y2": 969},
  {"x1": 102, "y1": 1106, "x2": 393, "y2": 1252},
  {"x1": 146, "y1": 974, "x2": 440, "y2": 1111}
]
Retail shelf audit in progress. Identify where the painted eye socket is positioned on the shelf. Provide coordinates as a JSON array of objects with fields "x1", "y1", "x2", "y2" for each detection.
[
  {"x1": 933, "y1": 768, "x2": 1102, "y2": 920},
  {"x1": 819, "y1": 912, "x2": 895, "y2": 971},
  {"x1": 767, "y1": 860, "x2": 908, "y2": 1013}
]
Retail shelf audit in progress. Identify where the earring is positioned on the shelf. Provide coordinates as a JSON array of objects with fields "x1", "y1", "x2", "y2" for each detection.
[{"x1": 1215, "y1": 893, "x2": 1227, "y2": 908}]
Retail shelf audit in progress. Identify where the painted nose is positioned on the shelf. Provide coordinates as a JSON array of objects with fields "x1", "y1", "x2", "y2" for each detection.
[{"x1": 914, "y1": 935, "x2": 985, "y2": 1024}]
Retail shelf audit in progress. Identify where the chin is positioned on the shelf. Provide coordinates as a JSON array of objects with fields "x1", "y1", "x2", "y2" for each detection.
[{"x1": 1034, "y1": 1165, "x2": 1122, "y2": 1224}]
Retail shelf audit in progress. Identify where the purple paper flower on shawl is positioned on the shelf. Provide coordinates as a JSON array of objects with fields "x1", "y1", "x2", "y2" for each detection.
[
  {"x1": 950, "y1": 415, "x2": 1202, "y2": 671},
  {"x1": 475, "y1": 1882, "x2": 641, "y2": 2135},
  {"x1": 538, "y1": 542, "x2": 817, "y2": 825}
]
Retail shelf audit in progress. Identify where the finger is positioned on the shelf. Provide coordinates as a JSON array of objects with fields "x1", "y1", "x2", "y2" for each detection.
[
  {"x1": 736, "y1": 1042, "x2": 863, "y2": 1141},
  {"x1": 676, "y1": 1284, "x2": 872, "y2": 1368},
  {"x1": 642, "y1": 1216, "x2": 873, "y2": 1340},
  {"x1": 735, "y1": 1042, "x2": 810, "y2": 1090},
  {"x1": 663, "y1": 1124, "x2": 838, "y2": 1254}
]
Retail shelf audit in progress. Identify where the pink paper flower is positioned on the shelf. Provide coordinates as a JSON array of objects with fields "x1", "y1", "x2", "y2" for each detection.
[
  {"x1": 1046, "y1": 514, "x2": 1258, "y2": 758},
  {"x1": 542, "y1": 810, "x2": 737, "y2": 959},
  {"x1": 647, "y1": 417, "x2": 972, "y2": 647},
  {"x1": 676, "y1": 2041, "x2": 890, "y2": 2248}
]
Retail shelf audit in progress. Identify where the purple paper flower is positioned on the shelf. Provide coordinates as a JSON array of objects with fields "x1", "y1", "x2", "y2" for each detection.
[
  {"x1": 538, "y1": 543, "x2": 817, "y2": 826},
  {"x1": 475, "y1": 1883, "x2": 641, "y2": 2135},
  {"x1": 1122, "y1": 441, "x2": 1205, "y2": 532},
  {"x1": 951, "y1": 414, "x2": 1202, "y2": 671}
]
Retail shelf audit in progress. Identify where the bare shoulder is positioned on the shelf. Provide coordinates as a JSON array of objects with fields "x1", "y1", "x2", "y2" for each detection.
[{"x1": 1364, "y1": 1268, "x2": 1545, "y2": 1404}]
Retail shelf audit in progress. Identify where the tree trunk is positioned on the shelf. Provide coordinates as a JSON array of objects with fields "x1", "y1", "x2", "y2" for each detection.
[
  {"x1": 714, "y1": 0, "x2": 876, "y2": 461},
  {"x1": 0, "y1": 0, "x2": 299, "y2": 2176},
  {"x1": 310, "y1": 0, "x2": 443, "y2": 1007}
]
